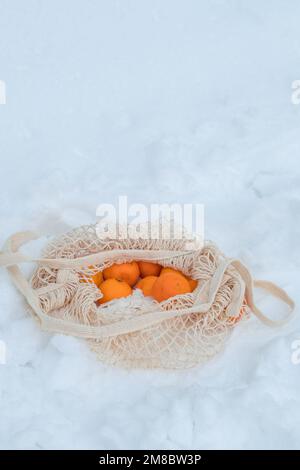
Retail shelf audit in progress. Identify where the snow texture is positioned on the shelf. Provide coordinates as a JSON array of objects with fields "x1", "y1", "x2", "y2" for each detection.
[{"x1": 0, "y1": 0, "x2": 299, "y2": 450}]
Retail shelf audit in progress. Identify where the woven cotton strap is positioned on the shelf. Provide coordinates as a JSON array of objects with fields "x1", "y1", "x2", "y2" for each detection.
[
  {"x1": 0, "y1": 231, "x2": 295, "y2": 339},
  {"x1": 231, "y1": 260, "x2": 294, "y2": 327}
]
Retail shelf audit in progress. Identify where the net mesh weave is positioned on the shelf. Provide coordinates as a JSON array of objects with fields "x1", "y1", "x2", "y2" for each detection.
[{"x1": 29, "y1": 224, "x2": 249, "y2": 369}]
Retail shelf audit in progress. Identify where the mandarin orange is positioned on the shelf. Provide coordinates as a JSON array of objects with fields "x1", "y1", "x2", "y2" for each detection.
[
  {"x1": 151, "y1": 272, "x2": 191, "y2": 302},
  {"x1": 138, "y1": 261, "x2": 162, "y2": 278},
  {"x1": 103, "y1": 261, "x2": 140, "y2": 287},
  {"x1": 136, "y1": 275, "x2": 158, "y2": 296},
  {"x1": 98, "y1": 278, "x2": 132, "y2": 304}
]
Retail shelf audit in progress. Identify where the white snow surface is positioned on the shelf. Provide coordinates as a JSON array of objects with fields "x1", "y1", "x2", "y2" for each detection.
[{"x1": 0, "y1": 0, "x2": 299, "y2": 450}]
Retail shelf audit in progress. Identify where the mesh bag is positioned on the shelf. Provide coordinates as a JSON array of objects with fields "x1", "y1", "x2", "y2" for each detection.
[{"x1": 0, "y1": 225, "x2": 294, "y2": 369}]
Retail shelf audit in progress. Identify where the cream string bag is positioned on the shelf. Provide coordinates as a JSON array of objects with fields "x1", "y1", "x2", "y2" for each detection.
[{"x1": 0, "y1": 225, "x2": 295, "y2": 369}]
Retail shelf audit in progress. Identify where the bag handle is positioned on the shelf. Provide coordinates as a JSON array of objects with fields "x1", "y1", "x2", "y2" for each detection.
[
  {"x1": 0, "y1": 232, "x2": 46, "y2": 321},
  {"x1": 0, "y1": 231, "x2": 196, "y2": 269},
  {"x1": 232, "y1": 260, "x2": 295, "y2": 327},
  {"x1": 0, "y1": 231, "x2": 295, "y2": 339}
]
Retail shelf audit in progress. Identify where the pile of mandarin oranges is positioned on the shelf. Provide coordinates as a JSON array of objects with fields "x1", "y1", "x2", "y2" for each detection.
[{"x1": 80, "y1": 261, "x2": 198, "y2": 305}]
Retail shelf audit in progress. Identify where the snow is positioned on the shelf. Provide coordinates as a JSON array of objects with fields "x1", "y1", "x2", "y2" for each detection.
[{"x1": 0, "y1": 0, "x2": 299, "y2": 450}]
